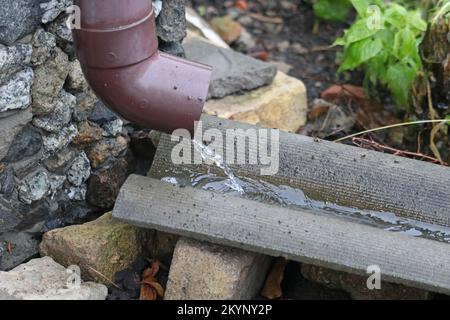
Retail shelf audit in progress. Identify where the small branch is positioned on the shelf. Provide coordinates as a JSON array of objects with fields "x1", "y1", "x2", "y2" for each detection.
[{"x1": 352, "y1": 137, "x2": 448, "y2": 165}]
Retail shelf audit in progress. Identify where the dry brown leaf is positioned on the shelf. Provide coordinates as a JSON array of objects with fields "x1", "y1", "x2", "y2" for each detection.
[
  {"x1": 142, "y1": 280, "x2": 165, "y2": 298},
  {"x1": 140, "y1": 284, "x2": 157, "y2": 300},
  {"x1": 261, "y1": 258, "x2": 287, "y2": 300},
  {"x1": 140, "y1": 259, "x2": 164, "y2": 300},
  {"x1": 142, "y1": 259, "x2": 160, "y2": 279},
  {"x1": 235, "y1": 0, "x2": 248, "y2": 11}
]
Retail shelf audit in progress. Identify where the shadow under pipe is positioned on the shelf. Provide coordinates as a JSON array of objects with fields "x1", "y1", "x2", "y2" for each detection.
[{"x1": 72, "y1": 0, "x2": 212, "y2": 135}]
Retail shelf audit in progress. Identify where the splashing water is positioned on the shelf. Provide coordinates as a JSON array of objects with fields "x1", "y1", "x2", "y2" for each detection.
[{"x1": 192, "y1": 140, "x2": 244, "y2": 194}]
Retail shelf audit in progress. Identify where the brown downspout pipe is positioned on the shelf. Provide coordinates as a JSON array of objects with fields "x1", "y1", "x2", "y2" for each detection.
[{"x1": 72, "y1": 0, "x2": 212, "y2": 135}]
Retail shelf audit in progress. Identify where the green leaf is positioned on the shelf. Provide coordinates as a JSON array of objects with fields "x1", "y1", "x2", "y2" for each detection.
[
  {"x1": 313, "y1": 0, "x2": 352, "y2": 22},
  {"x1": 342, "y1": 18, "x2": 380, "y2": 44},
  {"x1": 339, "y1": 37, "x2": 383, "y2": 71},
  {"x1": 446, "y1": 115, "x2": 450, "y2": 125},
  {"x1": 350, "y1": 0, "x2": 369, "y2": 17},
  {"x1": 386, "y1": 64, "x2": 417, "y2": 109}
]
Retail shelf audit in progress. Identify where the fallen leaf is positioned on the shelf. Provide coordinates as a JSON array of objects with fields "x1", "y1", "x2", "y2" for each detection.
[
  {"x1": 140, "y1": 284, "x2": 157, "y2": 300},
  {"x1": 261, "y1": 258, "x2": 287, "y2": 300},
  {"x1": 321, "y1": 84, "x2": 365, "y2": 103},
  {"x1": 140, "y1": 260, "x2": 165, "y2": 300},
  {"x1": 235, "y1": 0, "x2": 248, "y2": 11},
  {"x1": 250, "y1": 51, "x2": 269, "y2": 61},
  {"x1": 142, "y1": 259, "x2": 160, "y2": 279},
  {"x1": 142, "y1": 280, "x2": 165, "y2": 298}
]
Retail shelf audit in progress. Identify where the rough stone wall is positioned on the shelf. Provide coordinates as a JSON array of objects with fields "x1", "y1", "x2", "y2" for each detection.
[{"x1": 0, "y1": 0, "x2": 187, "y2": 270}]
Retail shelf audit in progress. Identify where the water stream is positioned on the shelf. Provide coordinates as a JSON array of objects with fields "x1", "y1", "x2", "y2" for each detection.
[
  {"x1": 159, "y1": 141, "x2": 450, "y2": 244},
  {"x1": 192, "y1": 140, "x2": 244, "y2": 194}
]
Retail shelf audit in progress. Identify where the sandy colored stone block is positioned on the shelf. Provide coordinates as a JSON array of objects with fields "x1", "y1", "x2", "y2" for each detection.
[
  {"x1": 204, "y1": 71, "x2": 307, "y2": 133},
  {"x1": 165, "y1": 238, "x2": 271, "y2": 300},
  {"x1": 40, "y1": 212, "x2": 149, "y2": 284}
]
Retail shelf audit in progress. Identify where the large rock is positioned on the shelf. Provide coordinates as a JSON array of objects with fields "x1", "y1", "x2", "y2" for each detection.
[
  {"x1": 31, "y1": 28, "x2": 57, "y2": 66},
  {"x1": 86, "y1": 136, "x2": 128, "y2": 169},
  {"x1": 42, "y1": 124, "x2": 78, "y2": 156},
  {"x1": 165, "y1": 238, "x2": 271, "y2": 300},
  {"x1": 40, "y1": 0, "x2": 72, "y2": 24},
  {"x1": 0, "y1": 256, "x2": 107, "y2": 300},
  {"x1": 204, "y1": 71, "x2": 307, "y2": 132},
  {"x1": 40, "y1": 212, "x2": 148, "y2": 284},
  {"x1": 301, "y1": 264, "x2": 431, "y2": 300},
  {"x1": 17, "y1": 170, "x2": 65, "y2": 204},
  {"x1": 87, "y1": 154, "x2": 133, "y2": 209},
  {"x1": 0, "y1": 68, "x2": 34, "y2": 112},
  {"x1": 156, "y1": 0, "x2": 186, "y2": 43},
  {"x1": 3, "y1": 125, "x2": 43, "y2": 163},
  {"x1": 66, "y1": 60, "x2": 88, "y2": 92},
  {"x1": 66, "y1": 151, "x2": 90, "y2": 187},
  {"x1": 33, "y1": 89, "x2": 75, "y2": 132},
  {"x1": 0, "y1": 43, "x2": 32, "y2": 85},
  {"x1": 0, "y1": 0, "x2": 42, "y2": 45},
  {"x1": 0, "y1": 109, "x2": 33, "y2": 161},
  {"x1": 0, "y1": 165, "x2": 15, "y2": 198},
  {"x1": 32, "y1": 47, "x2": 69, "y2": 115},
  {"x1": 184, "y1": 38, "x2": 277, "y2": 98}
]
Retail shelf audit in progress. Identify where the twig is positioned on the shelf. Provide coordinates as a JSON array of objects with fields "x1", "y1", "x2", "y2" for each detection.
[
  {"x1": 333, "y1": 119, "x2": 450, "y2": 142},
  {"x1": 87, "y1": 266, "x2": 122, "y2": 289},
  {"x1": 352, "y1": 137, "x2": 447, "y2": 165}
]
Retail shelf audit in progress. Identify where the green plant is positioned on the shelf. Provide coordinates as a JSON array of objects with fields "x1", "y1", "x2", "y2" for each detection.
[
  {"x1": 334, "y1": 0, "x2": 427, "y2": 110},
  {"x1": 313, "y1": 0, "x2": 352, "y2": 22}
]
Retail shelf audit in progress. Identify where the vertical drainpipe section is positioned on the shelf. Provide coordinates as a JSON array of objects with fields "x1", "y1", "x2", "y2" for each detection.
[{"x1": 72, "y1": 0, "x2": 212, "y2": 135}]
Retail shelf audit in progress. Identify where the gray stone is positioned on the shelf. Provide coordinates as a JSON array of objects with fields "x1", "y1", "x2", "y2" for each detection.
[
  {"x1": 0, "y1": 198, "x2": 19, "y2": 233},
  {"x1": 0, "y1": 165, "x2": 15, "y2": 197},
  {"x1": 43, "y1": 147, "x2": 76, "y2": 173},
  {"x1": 40, "y1": 0, "x2": 72, "y2": 24},
  {"x1": 184, "y1": 39, "x2": 277, "y2": 98},
  {"x1": 0, "y1": 256, "x2": 108, "y2": 300},
  {"x1": 64, "y1": 184, "x2": 87, "y2": 201},
  {"x1": 17, "y1": 170, "x2": 66, "y2": 204},
  {"x1": 0, "y1": 68, "x2": 34, "y2": 112},
  {"x1": 0, "y1": 109, "x2": 33, "y2": 161},
  {"x1": 159, "y1": 40, "x2": 186, "y2": 57},
  {"x1": 47, "y1": 14, "x2": 73, "y2": 43},
  {"x1": 33, "y1": 89, "x2": 75, "y2": 132},
  {"x1": 32, "y1": 47, "x2": 69, "y2": 115},
  {"x1": 74, "y1": 90, "x2": 98, "y2": 122},
  {"x1": 66, "y1": 151, "x2": 90, "y2": 186},
  {"x1": 48, "y1": 173, "x2": 66, "y2": 197},
  {"x1": 42, "y1": 124, "x2": 78, "y2": 156},
  {"x1": 31, "y1": 29, "x2": 57, "y2": 66},
  {"x1": 165, "y1": 238, "x2": 272, "y2": 300},
  {"x1": 156, "y1": 0, "x2": 187, "y2": 43},
  {"x1": 17, "y1": 171, "x2": 51, "y2": 204},
  {"x1": 0, "y1": 232, "x2": 40, "y2": 271},
  {"x1": 0, "y1": 0, "x2": 42, "y2": 46},
  {"x1": 66, "y1": 60, "x2": 88, "y2": 92},
  {"x1": 88, "y1": 101, "x2": 118, "y2": 125},
  {"x1": 3, "y1": 125, "x2": 43, "y2": 163},
  {"x1": 102, "y1": 119, "x2": 123, "y2": 137},
  {"x1": 0, "y1": 43, "x2": 32, "y2": 85}
]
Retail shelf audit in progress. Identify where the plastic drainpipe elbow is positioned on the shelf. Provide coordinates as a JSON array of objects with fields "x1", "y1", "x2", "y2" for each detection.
[{"x1": 72, "y1": 0, "x2": 213, "y2": 135}]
